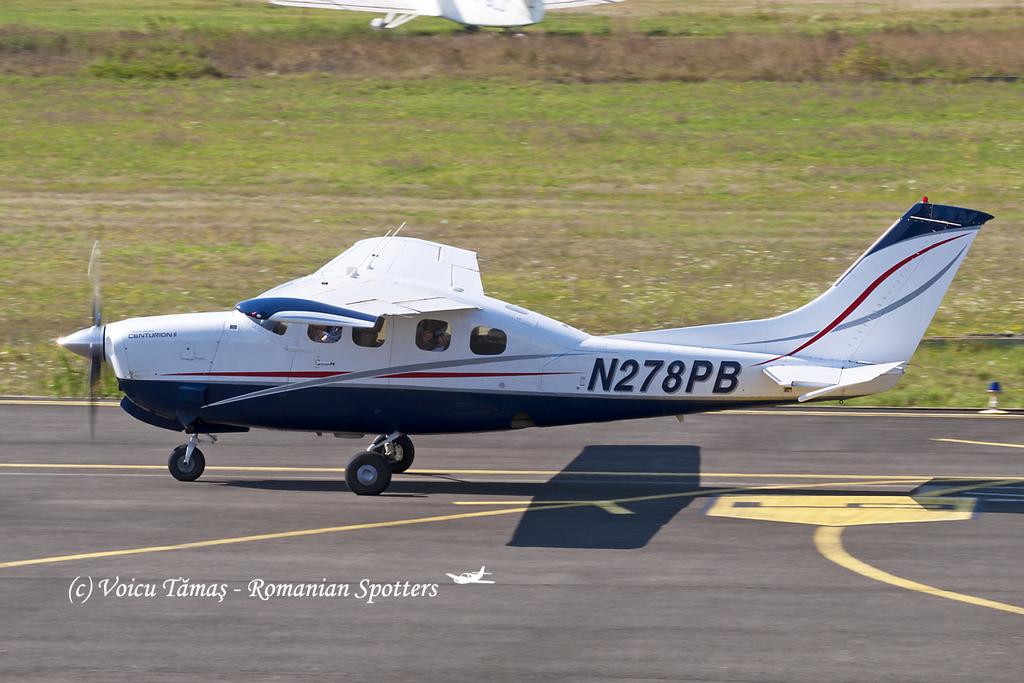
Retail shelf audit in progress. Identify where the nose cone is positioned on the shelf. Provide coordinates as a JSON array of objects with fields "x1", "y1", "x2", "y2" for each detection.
[{"x1": 58, "y1": 325, "x2": 103, "y2": 359}]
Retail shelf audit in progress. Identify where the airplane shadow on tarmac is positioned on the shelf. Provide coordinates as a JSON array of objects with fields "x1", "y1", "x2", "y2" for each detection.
[
  {"x1": 219, "y1": 444, "x2": 703, "y2": 550},
  {"x1": 506, "y1": 445, "x2": 701, "y2": 550},
  {"x1": 217, "y1": 451, "x2": 1024, "y2": 550},
  {"x1": 911, "y1": 479, "x2": 1024, "y2": 515}
]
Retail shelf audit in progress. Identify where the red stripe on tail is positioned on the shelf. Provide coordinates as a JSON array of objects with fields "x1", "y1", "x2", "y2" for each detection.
[{"x1": 755, "y1": 233, "x2": 967, "y2": 366}]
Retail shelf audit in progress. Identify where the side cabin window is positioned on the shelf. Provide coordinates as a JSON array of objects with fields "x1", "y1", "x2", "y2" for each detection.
[
  {"x1": 353, "y1": 319, "x2": 387, "y2": 348},
  {"x1": 470, "y1": 326, "x2": 507, "y2": 355},
  {"x1": 416, "y1": 319, "x2": 451, "y2": 352},
  {"x1": 307, "y1": 325, "x2": 344, "y2": 344},
  {"x1": 257, "y1": 320, "x2": 287, "y2": 336}
]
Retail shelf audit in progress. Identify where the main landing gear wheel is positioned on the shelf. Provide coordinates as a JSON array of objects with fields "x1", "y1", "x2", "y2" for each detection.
[
  {"x1": 375, "y1": 434, "x2": 415, "y2": 474},
  {"x1": 168, "y1": 445, "x2": 205, "y2": 482},
  {"x1": 346, "y1": 451, "x2": 392, "y2": 496}
]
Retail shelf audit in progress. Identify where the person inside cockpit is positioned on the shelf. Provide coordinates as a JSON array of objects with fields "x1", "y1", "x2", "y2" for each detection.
[
  {"x1": 416, "y1": 319, "x2": 451, "y2": 351},
  {"x1": 308, "y1": 325, "x2": 344, "y2": 343}
]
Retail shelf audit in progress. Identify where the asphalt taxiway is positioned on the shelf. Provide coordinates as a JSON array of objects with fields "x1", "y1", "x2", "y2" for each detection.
[{"x1": 1, "y1": 401, "x2": 1022, "y2": 681}]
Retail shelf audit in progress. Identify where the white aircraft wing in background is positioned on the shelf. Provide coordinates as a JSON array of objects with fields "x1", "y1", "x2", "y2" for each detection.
[
  {"x1": 269, "y1": 0, "x2": 437, "y2": 29},
  {"x1": 271, "y1": 0, "x2": 625, "y2": 29},
  {"x1": 543, "y1": 0, "x2": 623, "y2": 8}
]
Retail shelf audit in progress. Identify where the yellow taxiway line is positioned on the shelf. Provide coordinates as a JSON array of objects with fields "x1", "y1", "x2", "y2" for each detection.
[
  {"x1": 0, "y1": 478, "x2": 925, "y2": 570},
  {"x1": 0, "y1": 462, "x2": 1020, "y2": 481},
  {"x1": 0, "y1": 399, "x2": 120, "y2": 407},
  {"x1": 933, "y1": 437, "x2": 1024, "y2": 450},
  {"x1": 814, "y1": 526, "x2": 1024, "y2": 616},
  {"x1": 713, "y1": 410, "x2": 1021, "y2": 419},
  {"x1": 0, "y1": 506, "x2": 535, "y2": 570},
  {"x1": 812, "y1": 477, "x2": 1024, "y2": 616},
  {"x1": 917, "y1": 478, "x2": 1023, "y2": 497},
  {"x1": 450, "y1": 479, "x2": 934, "y2": 513},
  {"x1": 3, "y1": 472, "x2": 1020, "y2": 618}
]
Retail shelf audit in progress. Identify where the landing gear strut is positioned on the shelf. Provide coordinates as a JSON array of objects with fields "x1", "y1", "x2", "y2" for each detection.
[
  {"x1": 369, "y1": 432, "x2": 415, "y2": 473},
  {"x1": 345, "y1": 433, "x2": 414, "y2": 495},
  {"x1": 168, "y1": 433, "x2": 209, "y2": 482}
]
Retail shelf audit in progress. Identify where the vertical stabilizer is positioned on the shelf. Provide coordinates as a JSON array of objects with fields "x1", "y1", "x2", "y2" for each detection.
[{"x1": 612, "y1": 202, "x2": 994, "y2": 364}]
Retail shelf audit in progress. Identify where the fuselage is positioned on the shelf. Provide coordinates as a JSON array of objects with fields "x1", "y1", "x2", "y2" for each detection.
[{"x1": 103, "y1": 292, "x2": 894, "y2": 437}]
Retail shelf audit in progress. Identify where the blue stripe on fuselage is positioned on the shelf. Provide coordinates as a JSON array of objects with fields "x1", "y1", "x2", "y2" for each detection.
[{"x1": 119, "y1": 379, "x2": 771, "y2": 435}]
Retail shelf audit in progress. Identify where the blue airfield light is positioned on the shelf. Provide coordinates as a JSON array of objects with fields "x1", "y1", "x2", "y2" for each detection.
[{"x1": 981, "y1": 380, "x2": 1006, "y2": 414}]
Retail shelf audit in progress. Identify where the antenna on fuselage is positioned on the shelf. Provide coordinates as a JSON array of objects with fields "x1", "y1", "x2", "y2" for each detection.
[
  {"x1": 366, "y1": 221, "x2": 406, "y2": 271},
  {"x1": 349, "y1": 221, "x2": 407, "y2": 278}
]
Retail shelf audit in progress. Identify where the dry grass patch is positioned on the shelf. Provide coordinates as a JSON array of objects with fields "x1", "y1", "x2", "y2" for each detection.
[{"x1": 3, "y1": 27, "x2": 1024, "y2": 81}]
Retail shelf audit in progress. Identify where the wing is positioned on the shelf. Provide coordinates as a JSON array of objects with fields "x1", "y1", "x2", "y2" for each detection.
[
  {"x1": 269, "y1": 0, "x2": 436, "y2": 16},
  {"x1": 253, "y1": 236, "x2": 484, "y2": 319},
  {"x1": 543, "y1": 0, "x2": 624, "y2": 9}
]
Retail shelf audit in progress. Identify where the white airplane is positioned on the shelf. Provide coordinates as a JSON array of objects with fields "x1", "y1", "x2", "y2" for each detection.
[
  {"x1": 447, "y1": 566, "x2": 494, "y2": 584},
  {"x1": 58, "y1": 199, "x2": 992, "y2": 495},
  {"x1": 269, "y1": 0, "x2": 623, "y2": 31}
]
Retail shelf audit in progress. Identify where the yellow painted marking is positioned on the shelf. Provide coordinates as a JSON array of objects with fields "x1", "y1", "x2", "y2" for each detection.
[
  {"x1": 596, "y1": 501, "x2": 633, "y2": 514},
  {"x1": 0, "y1": 462, "x2": 1015, "y2": 481},
  {"x1": 451, "y1": 499, "x2": 634, "y2": 514},
  {"x1": 0, "y1": 463, "x2": 335, "y2": 473},
  {"x1": 415, "y1": 468, "x2": 703, "y2": 477},
  {"x1": 412, "y1": 469, "x2": 926, "y2": 480},
  {"x1": 0, "y1": 399, "x2": 119, "y2": 407},
  {"x1": 0, "y1": 506, "x2": 537, "y2": 570},
  {"x1": 0, "y1": 472, "x2": 166, "y2": 479},
  {"x1": 714, "y1": 410, "x2": 1021, "y2": 419},
  {"x1": 917, "y1": 478, "x2": 1023, "y2": 497},
  {"x1": 1, "y1": 400, "x2": 1019, "y2": 418},
  {"x1": 814, "y1": 526, "x2": 1024, "y2": 616},
  {"x1": 453, "y1": 479, "x2": 926, "y2": 511},
  {"x1": 0, "y1": 478, "x2": 923, "y2": 570},
  {"x1": 0, "y1": 463, "x2": 167, "y2": 471},
  {"x1": 707, "y1": 494, "x2": 975, "y2": 527},
  {"x1": 933, "y1": 438, "x2": 1024, "y2": 450}
]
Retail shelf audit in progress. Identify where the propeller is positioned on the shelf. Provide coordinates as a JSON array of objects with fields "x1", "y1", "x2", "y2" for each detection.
[
  {"x1": 57, "y1": 241, "x2": 105, "y2": 441},
  {"x1": 87, "y1": 241, "x2": 103, "y2": 440}
]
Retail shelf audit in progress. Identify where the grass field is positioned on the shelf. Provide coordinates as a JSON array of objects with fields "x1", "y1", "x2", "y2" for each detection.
[
  {"x1": 1, "y1": 2, "x2": 1021, "y2": 407},
  {"x1": 3, "y1": 1, "x2": 1024, "y2": 82},
  {"x1": 3, "y1": 1, "x2": 1024, "y2": 35}
]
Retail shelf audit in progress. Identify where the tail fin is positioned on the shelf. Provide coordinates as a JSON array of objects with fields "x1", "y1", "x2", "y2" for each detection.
[{"x1": 614, "y1": 201, "x2": 993, "y2": 364}]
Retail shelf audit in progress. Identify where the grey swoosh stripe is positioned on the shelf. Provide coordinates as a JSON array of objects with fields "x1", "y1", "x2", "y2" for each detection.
[
  {"x1": 202, "y1": 353, "x2": 583, "y2": 409},
  {"x1": 736, "y1": 247, "x2": 966, "y2": 346}
]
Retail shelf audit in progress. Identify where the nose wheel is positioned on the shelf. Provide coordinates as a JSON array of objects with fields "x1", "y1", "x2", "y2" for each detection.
[
  {"x1": 168, "y1": 433, "x2": 211, "y2": 482},
  {"x1": 168, "y1": 444, "x2": 206, "y2": 481}
]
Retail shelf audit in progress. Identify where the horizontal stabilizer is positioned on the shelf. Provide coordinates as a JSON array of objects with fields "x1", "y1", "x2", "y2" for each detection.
[{"x1": 763, "y1": 361, "x2": 904, "y2": 402}]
